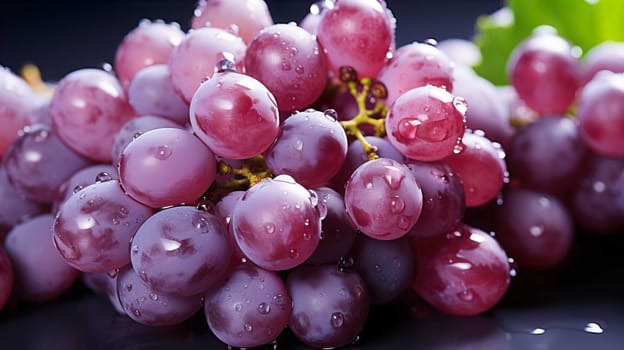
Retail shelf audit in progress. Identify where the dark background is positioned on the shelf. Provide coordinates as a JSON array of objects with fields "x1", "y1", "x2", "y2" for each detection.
[{"x1": 0, "y1": 0, "x2": 503, "y2": 81}]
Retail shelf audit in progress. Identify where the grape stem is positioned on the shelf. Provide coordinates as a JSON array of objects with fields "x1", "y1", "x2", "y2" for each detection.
[
  {"x1": 339, "y1": 76, "x2": 388, "y2": 160},
  {"x1": 217, "y1": 155, "x2": 273, "y2": 189}
]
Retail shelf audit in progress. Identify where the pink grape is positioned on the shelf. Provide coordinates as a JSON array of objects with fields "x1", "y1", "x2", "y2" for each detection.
[
  {"x1": 168, "y1": 27, "x2": 246, "y2": 104},
  {"x1": 191, "y1": 0, "x2": 273, "y2": 44},
  {"x1": 0, "y1": 67, "x2": 38, "y2": 157},
  {"x1": 214, "y1": 190, "x2": 248, "y2": 268},
  {"x1": 53, "y1": 164, "x2": 117, "y2": 214},
  {"x1": 53, "y1": 179, "x2": 153, "y2": 272},
  {"x1": 385, "y1": 85, "x2": 467, "y2": 162},
  {"x1": 114, "y1": 20, "x2": 185, "y2": 90},
  {"x1": 0, "y1": 166, "x2": 49, "y2": 235},
  {"x1": 0, "y1": 246, "x2": 14, "y2": 311},
  {"x1": 48, "y1": 68, "x2": 136, "y2": 162},
  {"x1": 317, "y1": 0, "x2": 394, "y2": 79},
  {"x1": 244, "y1": 23, "x2": 328, "y2": 112},
  {"x1": 4, "y1": 214, "x2": 79, "y2": 303},
  {"x1": 344, "y1": 158, "x2": 423, "y2": 240},
  {"x1": 582, "y1": 41, "x2": 624, "y2": 85},
  {"x1": 189, "y1": 70, "x2": 279, "y2": 160},
  {"x1": 118, "y1": 128, "x2": 217, "y2": 209}
]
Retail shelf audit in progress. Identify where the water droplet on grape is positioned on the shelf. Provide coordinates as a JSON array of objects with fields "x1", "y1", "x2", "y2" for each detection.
[
  {"x1": 149, "y1": 292, "x2": 158, "y2": 301},
  {"x1": 193, "y1": 215, "x2": 211, "y2": 233},
  {"x1": 289, "y1": 249, "x2": 299, "y2": 259},
  {"x1": 133, "y1": 308, "x2": 141, "y2": 317},
  {"x1": 216, "y1": 57, "x2": 236, "y2": 73},
  {"x1": 281, "y1": 61, "x2": 292, "y2": 71},
  {"x1": 390, "y1": 195, "x2": 405, "y2": 213},
  {"x1": 338, "y1": 256, "x2": 355, "y2": 271},
  {"x1": 73, "y1": 185, "x2": 85, "y2": 194},
  {"x1": 331, "y1": 312, "x2": 345, "y2": 328},
  {"x1": 457, "y1": 289, "x2": 474, "y2": 301},
  {"x1": 155, "y1": 145, "x2": 171, "y2": 160},
  {"x1": 234, "y1": 303, "x2": 242, "y2": 312},
  {"x1": 257, "y1": 302, "x2": 271, "y2": 314},
  {"x1": 111, "y1": 217, "x2": 120, "y2": 225},
  {"x1": 293, "y1": 139, "x2": 304, "y2": 151},
  {"x1": 126, "y1": 283, "x2": 133, "y2": 292},
  {"x1": 264, "y1": 223, "x2": 276, "y2": 234},
  {"x1": 397, "y1": 118, "x2": 422, "y2": 140},
  {"x1": 424, "y1": 38, "x2": 438, "y2": 46},
  {"x1": 397, "y1": 215, "x2": 411, "y2": 230},
  {"x1": 272, "y1": 293, "x2": 284, "y2": 304},
  {"x1": 244, "y1": 323, "x2": 253, "y2": 332},
  {"x1": 33, "y1": 129, "x2": 49, "y2": 142},
  {"x1": 374, "y1": 264, "x2": 382, "y2": 272},
  {"x1": 133, "y1": 131, "x2": 143, "y2": 139},
  {"x1": 295, "y1": 65, "x2": 304, "y2": 74}
]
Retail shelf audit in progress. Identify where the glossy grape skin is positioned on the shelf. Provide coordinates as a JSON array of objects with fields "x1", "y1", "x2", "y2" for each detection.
[
  {"x1": 405, "y1": 160, "x2": 465, "y2": 238},
  {"x1": 2, "y1": 123, "x2": 92, "y2": 203},
  {"x1": 317, "y1": 0, "x2": 394, "y2": 79},
  {"x1": 232, "y1": 175, "x2": 322, "y2": 271},
  {"x1": 577, "y1": 71, "x2": 624, "y2": 157},
  {"x1": 118, "y1": 128, "x2": 217, "y2": 209},
  {"x1": 442, "y1": 131, "x2": 507, "y2": 208},
  {"x1": 110, "y1": 115, "x2": 183, "y2": 165},
  {"x1": 130, "y1": 206, "x2": 231, "y2": 296},
  {"x1": 344, "y1": 158, "x2": 423, "y2": 240},
  {"x1": 0, "y1": 246, "x2": 14, "y2": 311},
  {"x1": 53, "y1": 164, "x2": 117, "y2": 214},
  {"x1": 168, "y1": 27, "x2": 247, "y2": 104},
  {"x1": 494, "y1": 188, "x2": 574, "y2": 270},
  {"x1": 377, "y1": 42, "x2": 455, "y2": 106},
  {"x1": 351, "y1": 235, "x2": 416, "y2": 304},
  {"x1": 0, "y1": 166, "x2": 49, "y2": 235},
  {"x1": 191, "y1": 0, "x2": 273, "y2": 44},
  {"x1": 53, "y1": 179, "x2": 153, "y2": 272},
  {"x1": 117, "y1": 267, "x2": 203, "y2": 327},
  {"x1": 287, "y1": 264, "x2": 369, "y2": 349},
  {"x1": 189, "y1": 71, "x2": 280, "y2": 160},
  {"x1": 265, "y1": 109, "x2": 348, "y2": 188},
  {"x1": 411, "y1": 225, "x2": 510, "y2": 316},
  {"x1": 5, "y1": 214, "x2": 79, "y2": 303},
  {"x1": 48, "y1": 68, "x2": 136, "y2": 162},
  {"x1": 203, "y1": 264, "x2": 292, "y2": 348},
  {"x1": 0, "y1": 66, "x2": 38, "y2": 157},
  {"x1": 507, "y1": 31, "x2": 581, "y2": 115},
  {"x1": 385, "y1": 85, "x2": 467, "y2": 162},
  {"x1": 244, "y1": 24, "x2": 327, "y2": 112},
  {"x1": 507, "y1": 115, "x2": 587, "y2": 196},
  {"x1": 305, "y1": 187, "x2": 357, "y2": 265},
  {"x1": 127, "y1": 65, "x2": 189, "y2": 125},
  {"x1": 114, "y1": 20, "x2": 185, "y2": 90},
  {"x1": 582, "y1": 41, "x2": 624, "y2": 85}
]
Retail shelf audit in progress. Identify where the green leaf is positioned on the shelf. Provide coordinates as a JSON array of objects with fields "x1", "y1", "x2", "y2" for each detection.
[{"x1": 473, "y1": 0, "x2": 624, "y2": 85}]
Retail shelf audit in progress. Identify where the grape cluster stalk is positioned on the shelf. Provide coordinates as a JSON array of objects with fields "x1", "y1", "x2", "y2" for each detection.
[{"x1": 1, "y1": 0, "x2": 624, "y2": 349}]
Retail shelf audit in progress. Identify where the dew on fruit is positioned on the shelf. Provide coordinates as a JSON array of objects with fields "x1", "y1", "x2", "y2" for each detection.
[
  {"x1": 457, "y1": 289, "x2": 474, "y2": 302},
  {"x1": 264, "y1": 223, "x2": 276, "y2": 234},
  {"x1": 331, "y1": 312, "x2": 345, "y2": 328},
  {"x1": 338, "y1": 256, "x2": 355, "y2": 271},
  {"x1": 234, "y1": 303, "x2": 242, "y2": 312},
  {"x1": 390, "y1": 195, "x2": 405, "y2": 213},
  {"x1": 155, "y1": 145, "x2": 171, "y2": 160},
  {"x1": 258, "y1": 302, "x2": 271, "y2": 314}
]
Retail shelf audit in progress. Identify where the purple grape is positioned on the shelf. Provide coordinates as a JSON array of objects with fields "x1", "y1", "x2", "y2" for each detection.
[
  {"x1": 265, "y1": 109, "x2": 348, "y2": 188},
  {"x1": 0, "y1": 66, "x2": 38, "y2": 157},
  {"x1": 344, "y1": 158, "x2": 423, "y2": 240},
  {"x1": 5, "y1": 214, "x2": 79, "y2": 303},
  {"x1": 232, "y1": 175, "x2": 322, "y2": 271},
  {"x1": 305, "y1": 187, "x2": 357, "y2": 265},
  {"x1": 130, "y1": 206, "x2": 231, "y2": 296},
  {"x1": 203, "y1": 264, "x2": 292, "y2": 348},
  {"x1": 53, "y1": 179, "x2": 153, "y2": 272},
  {"x1": 405, "y1": 160, "x2": 465, "y2": 238},
  {"x1": 117, "y1": 266, "x2": 203, "y2": 327},
  {"x1": 0, "y1": 246, "x2": 14, "y2": 311},
  {"x1": 2, "y1": 123, "x2": 92, "y2": 203},
  {"x1": 53, "y1": 164, "x2": 118, "y2": 214},
  {"x1": 351, "y1": 235, "x2": 416, "y2": 304},
  {"x1": 118, "y1": 127, "x2": 217, "y2": 209},
  {"x1": 287, "y1": 264, "x2": 369, "y2": 349},
  {"x1": 214, "y1": 190, "x2": 248, "y2": 268},
  {"x1": 0, "y1": 166, "x2": 49, "y2": 236}
]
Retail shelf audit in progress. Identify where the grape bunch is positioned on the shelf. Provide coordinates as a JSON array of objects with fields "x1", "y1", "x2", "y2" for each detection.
[{"x1": 1, "y1": 0, "x2": 623, "y2": 349}]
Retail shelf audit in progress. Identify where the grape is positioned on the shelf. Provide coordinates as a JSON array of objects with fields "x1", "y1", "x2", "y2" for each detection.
[
  {"x1": 442, "y1": 131, "x2": 507, "y2": 208},
  {"x1": 203, "y1": 264, "x2": 291, "y2": 348},
  {"x1": 130, "y1": 206, "x2": 231, "y2": 296},
  {"x1": 116, "y1": 266, "x2": 203, "y2": 327},
  {"x1": 405, "y1": 160, "x2": 465, "y2": 238},
  {"x1": 232, "y1": 175, "x2": 322, "y2": 271},
  {"x1": 344, "y1": 158, "x2": 423, "y2": 240},
  {"x1": 437, "y1": 38, "x2": 482, "y2": 68},
  {"x1": 52, "y1": 179, "x2": 153, "y2": 272},
  {"x1": 377, "y1": 41, "x2": 455, "y2": 106},
  {"x1": 385, "y1": 85, "x2": 467, "y2": 162},
  {"x1": 189, "y1": 70, "x2": 279, "y2": 160},
  {"x1": 214, "y1": 190, "x2": 248, "y2": 268},
  {"x1": 0, "y1": 246, "x2": 14, "y2": 311},
  {"x1": 507, "y1": 30, "x2": 581, "y2": 115},
  {"x1": 507, "y1": 115, "x2": 588, "y2": 196},
  {"x1": 245, "y1": 24, "x2": 328, "y2": 112},
  {"x1": 287, "y1": 264, "x2": 369, "y2": 349},
  {"x1": 191, "y1": 0, "x2": 273, "y2": 44},
  {"x1": 300, "y1": 2, "x2": 325, "y2": 36},
  {"x1": 48, "y1": 68, "x2": 136, "y2": 162},
  {"x1": 114, "y1": 20, "x2": 185, "y2": 90},
  {"x1": 411, "y1": 224, "x2": 510, "y2": 316},
  {"x1": 316, "y1": 0, "x2": 394, "y2": 79},
  {"x1": 494, "y1": 188, "x2": 574, "y2": 270},
  {"x1": 0, "y1": 66, "x2": 39, "y2": 157},
  {"x1": 581, "y1": 41, "x2": 624, "y2": 85},
  {"x1": 81, "y1": 270, "x2": 125, "y2": 314},
  {"x1": 2, "y1": 123, "x2": 92, "y2": 203},
  {"x1": 168, "y1": 27, "x2": 247, "y2": 104},
  {"x1": 0, "y1": 166, "x2": 48, "y2": 236},
  {"x1": 117, "y1": 128, "x2": 217, "y2": 209},
  {"x1": 53, "y1": 164, "x2": 118, "y2": 215},
  {"x1": 305, "y1": 187, "x2": 357, "y2": 265},
  {"x1": 351, "y1": 235, "x2": 416, "y2": 304},
  {"x1": 265, "y1": 109, "x2": 348, "y2": 188},
  {"x1": 4, "y1": 214, "x2": 79, "y2": 303},
  {"x1": 110, "y1": 115, "x2": 183, "y2": 165},
  {"x1": 127, "y1": 65, "x2": 189, "y2": 125},
  {"x1": 577, "y1": 70, "x2": 624, "y2": 157}
]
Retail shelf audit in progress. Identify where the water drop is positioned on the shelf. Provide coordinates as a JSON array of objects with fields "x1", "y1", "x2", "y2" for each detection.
[
  {"x1": 397, "y1": 215, "x2": 411, "y2": 230},
  {"x1": 193, "y1": 215, "x2": 211, "y2": 233},
  {"x1": 265, "y1": 223, "x2": 276, "y2": 234},
  {"x1": 234, "y1": 303, "x2": 243, "y2": 312},
  {"x1": 457, "y1": 289, "x2": 474, "y2": 301},
  {"x1": 398, "y1": 118, "x2": 422, "y2": 140},
  {"x1": 281, "y1": 61, "x2": 292, "y2": 71},
  {"x1": 295, "y1": 65, "x2": 305, "y2": 74},
  {"x1": 155, "y1": 145, "x2": 171, "y2": 160},
  {"x1": 133, "y1": 308, "x2": 142, "y2": 317},
  {"x1": 33, "y1": 129, "x2": 49, "y2": 142},
  {"x1": 133, "y1": 131, "x2": 143, "y2": 139},
  {"x1": 126, "y1": 283, "x2": 133, "y2": 292},
  {"x1": 289, "y1": 47, "x2": 298, "y2": 57},
  {"x1": 424, "y1": 38, "x2": 438, "y2": 46},
  {"x1": 244, "y1": 323, "x2": 253, "y2": 332},
  {"x1": 338, "y1": 256, "x2": 355, "y2": 271},
  {"x1": 257, "y1": 302, "x2": 271, "y2": 314},
  {"x1": 584, "y1": 322, "x2": 604, "y2": 334},
  {"x1": 453, "y1": 142, "x2": 465, "y2": 154},
  {"x1": 390, "y1": 195, "x2": 405, "y2": 214},
  {"x1": 331, "y1": 312, "x2": 345, "y2": 328},
  {"x1": 293, "y1": 139, "x2": 304, "y2": 151},
  {"x1": 95, "y1": 172, "x2": 113, "y2": 183},
  {"x1": 73, "y1": 185, "x2": 85, "y2": 194},
  {"x1": 272, "y1": 293, "x2": 284, "y2": 304},
  {"x1": 149, "y1": 292, "x2": 158, "y2": 301},
  {"x1": 216, "y1": 57, "x2": 236, "y2": 73},
  {"x1": 112, "y1": 217, "x2": 120, "y2": 225},
  {"x1": 289, "y1": 249, "x2": 299, "y2": 259},
  {"x1": 119, "y1": 206, "x2": 129, "y2": 215},
  {"x1": 374, "y1": 264, "x2": 382, "y2": 273}
]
